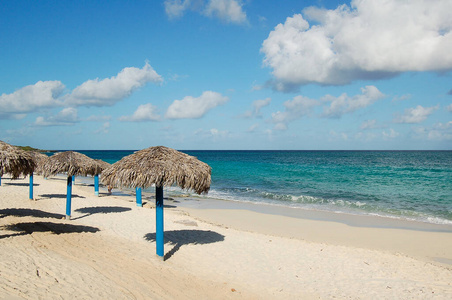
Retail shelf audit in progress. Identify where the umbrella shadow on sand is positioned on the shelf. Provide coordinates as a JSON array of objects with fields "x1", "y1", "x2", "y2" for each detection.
[
  {"x1": 144, "y1": 229, "x2": 225, "y2": 261},
  {"x1": 72, "y1": 206, "x2": 132, "y2": 220},
  {"x1": 0, "y1": 221, "x2": 100, "y2": 239},
  {"x1": 39, "y1": 193, "x2": 86, "y2": 199},
  {"x1": 0, "y1": 208, "x2": 65, "y2": 220},
  {"x1": 3, "y1": 182, "x2": 39, "y2": 187}
]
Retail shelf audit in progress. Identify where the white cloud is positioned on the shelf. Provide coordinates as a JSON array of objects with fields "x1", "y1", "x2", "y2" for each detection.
[
  {"x1": 194, "y1": 127, "x2": 230, "y2": 141},
  {"x1": 242, "y1": 97, "x2": 271, "y2": 118},
  {"x1": 261, "y1": 0, "x2": 452, "y2": 90},
  {"x1": 394, "y1": 105, "x2": 439, "y2": 124},
  {"x1": 382, "y1": 128, "x2": 399, "y2": 139},
  {"x1": 84, "y1": 115, "x2": 112, "y2": 122},
  {"x1": 164, "y1": 0, "x2": 192, "y2": 19},
  {"x1": 119, "y1": 103, "x2": 161, "y2": 122},
  {"x1": 412, "y1": 122, "x2": 452, "y2": 141},
  {"x1": 271, "y1": 95, "x2": 319, "y2": 130},
  {"x1": 65, "y1": 62, "x2": 162, "y2": 107},
  {"x1": 392, "y1": 94, "x2": 412, "y2": 102},
  {"x1": 165, "y1": 91, "x2": 228, "y2": 119},
  {"x1": 35, "y1": 107, "x2": 79, "y2": 126},
  {"x1": 447, "y1": 103, "x2": 452, "y2": 112},
  {"x1": 0, "y1": 81, "x2": 64, "y2": 114},
  {"x1": 329, "y1": 130, "x2": 348, "y2": 141},
  {"x1": 164, "y1": 0, "x2": 247, "y2": 24},
  {"x1": 0, "y1": 113, "x2": 26, "y2": 120},
  {"x1": 322, "y1": 86, "x2": 385, "y2": 118},
  {"x1": 247, "y1": 123, "x2": 259, "y2": 132},
  {"x1": 203, "y1": 0, "x2": 247, "y2": 24},
  {"x1": 94, "y1": 122, "x2": 111, "y2": 134},
  {"x1": 361, "y1": 119, "x2": 377, "y2": 130}
]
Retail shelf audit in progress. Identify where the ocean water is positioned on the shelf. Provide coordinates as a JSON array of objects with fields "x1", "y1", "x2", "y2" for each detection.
[{"x1": 76, "y1": 150, "x2": 452, "y2": 225}]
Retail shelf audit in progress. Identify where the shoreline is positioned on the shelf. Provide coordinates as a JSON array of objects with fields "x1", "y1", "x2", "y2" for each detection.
[
  {"x1": 1, "y1": 175, "x2": 452, "y2": 299},
  {"x1": 37, "y1": 174, "x2": 452, "y2": 265},
  {"x1": 174, "y1": 196, "x2": 452, "y2": 232}
]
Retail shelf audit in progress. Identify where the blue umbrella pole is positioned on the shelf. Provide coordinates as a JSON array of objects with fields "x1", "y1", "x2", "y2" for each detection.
[
  {"x1": 66, "y1": 176, "x2": 72, "y2": 219},
  {"x1": 136, "y1": 187, "x2": 142, "y2": 207},
  {"x1": 94, "y1": 174, "x2": 99, "y2": 196},
  {"x1": 156, "y1": 186, "x2": 164, "y2": 258},
  {"x1": 29, "y1": 174, "x2": 33, "y2": 200},
  {"x1": 0, "y1": 176, "x2": 2, "y2": 186}
]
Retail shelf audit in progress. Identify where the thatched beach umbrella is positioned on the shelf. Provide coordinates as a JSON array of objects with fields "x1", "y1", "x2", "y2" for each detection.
[
  {"x1": 41, "y1": 151, "x2": 101, "y2": 219},
  {"x1": 101, "y1": 146, "x2": 211, "y2": 258},
  {"x1": 0, "y1": 141, "x2": 35, "y2": 199},
  {"x1": 94, "y1": 159, "x2": 110, "y2": 196},
  {"x1": 28, "y1": 151, "x2": 49, "y2": 175}
]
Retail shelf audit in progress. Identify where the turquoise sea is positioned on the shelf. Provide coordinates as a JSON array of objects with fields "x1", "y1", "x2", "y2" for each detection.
[{"x1": 73, "y1": 150, "x2": 452, "y2": 225}]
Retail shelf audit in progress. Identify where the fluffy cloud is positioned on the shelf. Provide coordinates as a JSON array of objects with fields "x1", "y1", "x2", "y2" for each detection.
[
  {"x1": 322, "y1": 86, "x2": 385, "y2": 118},
  {"x1": 164, "y1": 0, "x2": 191, "y2": 19},
  {"x1": 165, "y1": 91, "x2": 228, "y2": 119},
  {"x1": 94, "y1": 122, "x2": 111, "y2": 134},
  {"x1": 394, "y1": 105, "x2": 439, "y2": 124},
  {"x1": 65, "y1": 62, "x2": 162, "y2": 107},
  {"x1": 271, "y1": 95, "x2": 319, "y2": 130},
  {"x1": 242, "y1": 97, "x2": 271, "y2": 118},
  {"x1": 382, "y1": 128, "x2": 399, "y2": 139},
  {"x1": 0, "y1": 81, "x2": 64, "y2": 114},
  {"x1": 447, "y1": 103, "x2": 452, "y2": 112},
  {"x1": 164, "y1": 0, "x2": 247, "y2": 24},
  {"x1": 204, "y1": 0, "x2": 247, "y2": 23},
  {"x1": 119, "y1": 103, "x2": 160, "y2": 122},
  {"x1": 412, "y1": 122, "x2": 452, "y2": 141},
  {"x1": 261, "y1": 0, "x2": 452, "y2": 90},
  {"x1": 361, "y1": 119, "x2": 377, "y2": 130},
  {"x1": 194, "y1": 128, "x2": 230, "y2": 140},
  {"x1": 35, "y1": 107, "x2": 79, "y2": 126}
]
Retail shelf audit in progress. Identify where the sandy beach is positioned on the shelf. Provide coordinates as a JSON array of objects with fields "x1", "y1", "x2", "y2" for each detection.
[{"x1": 1, "y1": 175, "x2": 452, "y2": 299}]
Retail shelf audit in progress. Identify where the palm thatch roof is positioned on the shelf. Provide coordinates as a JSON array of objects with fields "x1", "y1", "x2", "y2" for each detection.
[
  {"x1": 28, "y1": 151, "x2": 49, "y2": 175},
  {"x1": 95, "y1": 159, "x2": 111, "y2": 172},
  {"x1": 101, "y1": 146, "x2": 211, "y2": 194},
  {"x1": 0, "y1": 140, "x2": 35, "y2": 178},
  {"x1": 41, "y1": 151, "x2": 101, "y2": 178}
]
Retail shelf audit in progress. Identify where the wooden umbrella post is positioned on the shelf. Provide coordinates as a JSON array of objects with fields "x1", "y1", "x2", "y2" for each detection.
[
  {"x1": 94, "y1": 174, "x2": 99, "y2": 196},
  {"x1": 156, "y1": 186, "x2": 164, "y2": 258},
  {"x1": 66, "y1": 176, "x2": 72, "y2": 219},
  {"x1": 136, "y1": 187, "x2": 142, "y2": 207},
  {"x1": 29, "y1": 174, "x2": 33, "y2": 200}
]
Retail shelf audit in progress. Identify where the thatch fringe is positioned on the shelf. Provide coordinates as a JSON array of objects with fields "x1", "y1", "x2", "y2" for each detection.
[
  {"x1": 95, "y1": 159, "x2": 111, "y2": 171},
  {"x1": 41, "y1": 151, "x2": 102, "y2": 178},
  {"x1": 28, "y1": 151, "x2": 49, "y2": 175},
  {"x1": 101, "y1": 146, "x2": 211, "y2": 195},
  {"x1": 0, "y1": 140, "x2": 36, "y2": 179}
]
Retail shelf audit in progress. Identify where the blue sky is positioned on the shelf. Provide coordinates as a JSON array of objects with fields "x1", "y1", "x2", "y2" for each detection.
[{"x1": 1, "y1": 0, "x2": 451, "y2": 150}]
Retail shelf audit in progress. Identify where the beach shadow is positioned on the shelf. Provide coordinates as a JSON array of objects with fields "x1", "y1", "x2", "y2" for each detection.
[
  {"x1": 72, "y1": 206, "x2": 131, "y2": 220},
  {"x1": 0, "y1": 208, "x2": 64, "y2": 220},
  {"x1": 144, "y1": 229, "x2": 225, "y2": 261},
  {"x1": 39, "y1": 193, "x2": 86, "y2": 199},
  {"x1": 3, "y1": 182, "x2": 39, "y2": 187},
  {"x1": 0, "y1": 221, "x2": 100, "y2": 239}
]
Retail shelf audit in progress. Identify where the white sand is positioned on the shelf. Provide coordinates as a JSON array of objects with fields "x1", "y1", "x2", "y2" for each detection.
[{"x1": 1, "y1": 175, "x2": 451, "y2": 299}]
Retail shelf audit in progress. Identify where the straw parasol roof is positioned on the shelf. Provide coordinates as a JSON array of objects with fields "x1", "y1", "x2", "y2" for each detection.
[
  {"x1": 0, "y1": 140, "x2": 35, "y2": 179},
  {"x1": 41, "y1": 151, "x2": 101, "y2": 178},
  {"x1": 101, "y1": 146, "x2": 211, "y2": 194},
  {"x1": 95, "y1": 159, "x2": 111, "y2": 173},
  {"x1": 28, "y1": 151, "x2": 49, "y2": 175}
]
